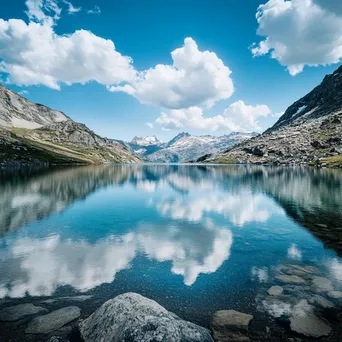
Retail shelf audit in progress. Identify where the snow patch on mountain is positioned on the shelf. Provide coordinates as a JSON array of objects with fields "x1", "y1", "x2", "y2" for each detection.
[{"x1": 127, "y1": 132, "x2": 257, "y2": 162}]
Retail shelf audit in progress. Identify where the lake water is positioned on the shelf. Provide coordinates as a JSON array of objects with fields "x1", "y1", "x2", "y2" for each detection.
[{"x1": 1, "y1": 164, "x2": 342, "y2": 340}]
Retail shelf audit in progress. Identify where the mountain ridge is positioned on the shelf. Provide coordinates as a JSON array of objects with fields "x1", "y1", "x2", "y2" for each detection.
[
  {"x1": 125, "y1": 131, "x2": 257, "y2": 162},
  {"x1": 0, "y1": 85, "x2": 141, "y2": 167},
  {"x1": 200, "y1": 65, "x2": 342, "y2": 168}
]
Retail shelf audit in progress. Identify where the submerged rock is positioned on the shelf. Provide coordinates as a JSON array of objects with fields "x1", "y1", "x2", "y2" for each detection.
[
  {"x1": 0, "y1": 303, "x2": 48, "y2": 322},
  {"x1": 26, "y1": 306, "x2": 80, "y2": 334},
  {"x1": 79, "y1": 292, "x2": 213, "y2": 342},
  {"x1": 267, "y1": 286, "x2": 284, "y2": 296},
  {"x1": 289, "y1": 299, "x2": 332, "y2": 338},
  {"x1": 310, "y1": 276, "x2": 333, "y2": 293},
  {"x1": 309, "y1": 295, "x2": 334, "y2": 308},
  {"x1": 275, "y1": 274, "x2": 306, "y2": 284},
  {"x1": 41, "y1": 295, "x2": 93, "y2": 304},
  {"x1": 327, "y1": 291, "x2": 342, "y2": 299},
  {"x1": 211, "y1": 310, "x2": 253, "y2": 342},
  {"x1": 289, "y1": 313, "x2": 331, "y2": 337},
  {"x1": 277, "y1": 264, "x2": 320, "y2": 278}
]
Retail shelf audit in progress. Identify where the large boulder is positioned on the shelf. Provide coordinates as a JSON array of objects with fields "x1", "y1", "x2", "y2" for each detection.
[
  {"x1": 210, "y1": 310, "x2": 253, "y2": 342},
  {"x1": 79, "y1": 293, "x2": 213, "y2": 342}
]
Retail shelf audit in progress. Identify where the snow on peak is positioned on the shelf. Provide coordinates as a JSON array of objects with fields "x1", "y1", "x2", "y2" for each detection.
[{"x1": 131, "y1": 135, "x2": 162, "y2": 146}]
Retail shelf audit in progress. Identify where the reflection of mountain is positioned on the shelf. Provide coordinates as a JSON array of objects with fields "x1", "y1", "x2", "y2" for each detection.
[
  {"x1": 0, "y1": 221, "x2": 232, "y2": 297},
  {"x1": 1, "y1": 164, "x2": 342, "y2": 253},
  {"x1": 0, "y1": 166, "x2": 135, "y2": 235}
]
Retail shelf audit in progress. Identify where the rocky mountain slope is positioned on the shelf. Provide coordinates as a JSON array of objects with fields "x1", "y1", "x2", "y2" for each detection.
[
  {"x1": 126, "y1": 132, "x2": 256, "y2": 162},
  {"x1": 0, "y1": 86, "x2": 140, "y2": 167},
  {"x1": 201, "y1": 65, "x2": 342, "y2": 167}
]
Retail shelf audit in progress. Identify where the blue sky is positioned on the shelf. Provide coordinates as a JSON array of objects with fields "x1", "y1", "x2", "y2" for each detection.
[{"x1": 0, "y1": 0, "x2": 341, "y2": 141}]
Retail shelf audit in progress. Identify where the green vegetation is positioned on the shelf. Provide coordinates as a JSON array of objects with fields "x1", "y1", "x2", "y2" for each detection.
[
  {"x1": 319, "y1": 154, "x2": 342, "y2": 167},
  {"x1": 214, "y1": 156, "x2": 238, "y2": 164}
]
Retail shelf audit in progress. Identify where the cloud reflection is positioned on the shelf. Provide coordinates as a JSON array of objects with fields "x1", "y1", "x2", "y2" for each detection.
[
  {"x1": 157, "y1": 192, "x2": 271, "y2": 226},
  {"x1": 0, "y1": 221, "x2": 232, "y2": 297}
]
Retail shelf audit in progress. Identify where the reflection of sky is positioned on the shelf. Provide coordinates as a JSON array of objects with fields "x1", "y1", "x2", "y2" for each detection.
[
  {"x1": 156, "y1": 191, "x2": 278, "y2": 226},
  {"x1": 0, "y1": 221, "x2": 232, "y2": 297},
  {"x1": 0, "y1": 165, "x2": 341, "y2": 299}
]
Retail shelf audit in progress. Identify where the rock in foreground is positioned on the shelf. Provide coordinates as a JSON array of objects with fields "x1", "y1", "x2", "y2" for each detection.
[
  {"x1": 26, "y1": 306, "x2": 80, "y2": 334},
  {"x1": 211, "y1": 310, "x2": 253, "y2": 342},
  {"x1": 79, "y1": 292, "x2": 213, "y2": 342}
]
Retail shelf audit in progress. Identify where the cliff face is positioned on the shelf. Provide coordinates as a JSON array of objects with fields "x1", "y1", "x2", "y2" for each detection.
[
  {"x1": 269, "y1": 65, "x2": 342, "y2": 132},
  {"x1": 0, "y1": 86, "x2": 141, "y2": 166},
  {"x1": 201, "y1": 66, "x2": 342, "y2": 168}
]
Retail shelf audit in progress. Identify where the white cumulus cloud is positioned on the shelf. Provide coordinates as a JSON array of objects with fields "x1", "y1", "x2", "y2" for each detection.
[
  {"x1": 145, "y1": 122, "x2": 154, "y2": 129},
  {"x1": 109, "y1": 37, "x2": 234, "y2": 109},
  {"x1": 155, "y1": 100, "x2": 271, "y2": 132},
  {"x1": 0, "y1": 19, "x2": 136, "y2": 90},
  {"x1": 251, "y1": 0, "x2": 342, "y2": 75}
]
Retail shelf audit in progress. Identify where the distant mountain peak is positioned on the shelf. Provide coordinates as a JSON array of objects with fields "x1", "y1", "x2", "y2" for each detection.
[
  {"x1": 131, "y1": 135, "x2": 162, "y2": 146},
  {"x1": 167, "y1": 132, "x2": 191, "y2": 146}
]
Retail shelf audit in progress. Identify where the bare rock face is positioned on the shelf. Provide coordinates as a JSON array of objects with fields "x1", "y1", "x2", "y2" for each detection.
[
  {"x1": 79, "y1": 292, "x2": 213, "y2": 342},
  {"x1": 210, "y1": 310, "x2": 253, "y2": 342},
  {"x1": 200, "y1": 65, "x2": 342, "y2": 168},
  {"x1": 0, "y1": 303, "x2": 48, "y2": 322},
  {"x1": 25, "y1": 306, "x2": 80, "y2": 334}
]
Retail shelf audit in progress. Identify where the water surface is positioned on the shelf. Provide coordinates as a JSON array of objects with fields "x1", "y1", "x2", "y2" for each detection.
[{"x1": 1, "y1": 164, "x2": 342, "y2": 335}]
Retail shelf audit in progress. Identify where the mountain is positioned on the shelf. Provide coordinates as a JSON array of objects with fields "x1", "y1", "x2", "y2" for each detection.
[
  {"x1": 200, "y1": 65, "x2": 342, "y2": 168},
  {"x1": 0, "y1": 85, "x2": 141, "y2": 167},
  {"x1": 131, "y1": 135, "x2": 162, "y2": 146},
  {"x1": 126, "y1": 132, "x2": 257, "y2": 162},
  {"x1": 0, "y1": 85, "x2": 70, "y2": 129}
]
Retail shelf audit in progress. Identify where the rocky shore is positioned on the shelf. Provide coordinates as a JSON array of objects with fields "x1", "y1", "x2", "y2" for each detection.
[{"x1": 1, "y1": 261, "x2": 342, "y2": 342}]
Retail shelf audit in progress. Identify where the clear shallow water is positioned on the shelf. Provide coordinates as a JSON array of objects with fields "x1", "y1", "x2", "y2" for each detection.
[{"x1": 1, "y1": 164, "x2": 342, "y2": 330}]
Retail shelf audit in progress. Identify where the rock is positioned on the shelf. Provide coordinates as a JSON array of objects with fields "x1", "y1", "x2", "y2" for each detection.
[
  {"x1": 0, "y1": 303, "x2": 48, "y2": 322},
  {"x1": 41, "y1": 295, "x2": 93, "y2": 304},
  {"x1": 310, "y1": 277, "x2": 334, "y2": 293},
  {"x1": 327, "y1": 291, "x2": 342, "y2": 299},
  {"x1": 316, "y1": 223, "x2": 328, "y2": 228},
  {"x1": 275, "y1": 274, "x2": 306, "y2": 284},
  {"x1": 26, "y1": 306, "x2": 80, "y2": 334},
  {"x1": 211, "y1": 310, "x2": 253, "y2": 342},
  {"x1": 289, "y1": 313, "x2": 331, "y2": 338},
  {"x1": 46, "y1": 337, "x2": 70, "y2": 342},
  {"x1": 79, "y1": 293, "x2": 213, "y2": 342},
  {"x1": 309, "y1": 295, "x2": 334, "y2": 308},
  {"x1": 267, "y1": 286, "x2": 284, "y2": 296}
]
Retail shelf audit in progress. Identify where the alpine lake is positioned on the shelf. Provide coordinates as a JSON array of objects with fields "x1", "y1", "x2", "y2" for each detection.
[{"x1": 1, "y1": 164, "x2": 342, "y2": 341}]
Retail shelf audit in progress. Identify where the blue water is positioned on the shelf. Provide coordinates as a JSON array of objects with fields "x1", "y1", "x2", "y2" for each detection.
[{"x1": 0, "y1": 164, "x2": 342, "y2": 327}]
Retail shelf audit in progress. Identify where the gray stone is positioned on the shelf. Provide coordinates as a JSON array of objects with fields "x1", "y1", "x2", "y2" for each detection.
[
  {"x1": 79, "y1": 293, "x2": 213, "y2": 342},
  {"x1": 289, "y1": 313, "x2": 331, "y2": 337},
  {"x1": 327, "y1": 290, "x2": 342, "y2": 299},
  {"x1": 211, "y1": 310, "x2": 253, "y2": 342},
  {"x1": 41, "y1": 295, "x2": 93, "y2": 304},
  {"x1": 310, "y1": 276, "x2": 333, "y2": 293},
  {"x1": 309, "y1": 295, "x2": 334, "y2": 308},
  {"x1": 275, "y1": 274, "x2": 306, "y2": 284},
  {"x1": 46, "y1": 337, "x2": 70, "y2": 342},
  {"x1": 267, "y1": 286, "x2": 284, "y2": 296},
  {"x1": 0, "y1": 303, "x2": 48, "y2": 322},
  {"x1": 277, "y1": 265, "x2": 320, "y2": 278},
  {"x1": 26, "y1": 306, "x2": 80, "y2": 334}
]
